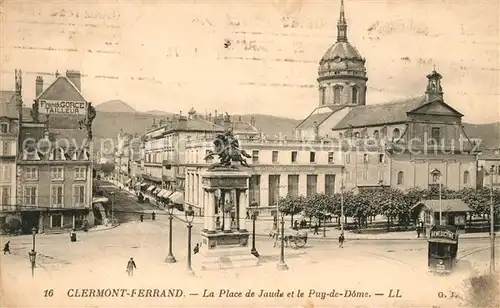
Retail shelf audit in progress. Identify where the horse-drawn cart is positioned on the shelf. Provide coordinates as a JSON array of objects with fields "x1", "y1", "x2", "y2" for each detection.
[{"x1": 270, "y1": 229, "x2": 308, "y2": 249}]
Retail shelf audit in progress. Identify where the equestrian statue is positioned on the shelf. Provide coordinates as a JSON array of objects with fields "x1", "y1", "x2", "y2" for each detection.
[{"x1": 204, "y1": 128, "x2": 252, "y2": 169}]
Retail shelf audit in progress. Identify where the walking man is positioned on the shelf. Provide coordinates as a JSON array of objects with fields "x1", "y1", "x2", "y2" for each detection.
[
  {"x1": 338, "y1": 232, "x2": 345, "y2": 248},
  {"x1": 3, "y1": 241, "x2": 11, "y2": 254},
  {"x1": 140, "y1": 213, "x2": 144, "y2": 222},
  {"x1": 152, "y1": 212, "x2": 156, "y2": 221},
  {"x1": 416, "y1": 225, "x2": 421, "y2": 238},
  {"x1": 126, "y1": 257, "x2": 137, "y2": 276},
  {"x1": 313, "y1": 223, "x2": 319, "y2": 235}
]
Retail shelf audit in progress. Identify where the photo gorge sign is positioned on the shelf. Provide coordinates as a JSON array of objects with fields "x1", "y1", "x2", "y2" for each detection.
[{"x1": 40, "y1": 100, "x2": 88, "y2": 115}]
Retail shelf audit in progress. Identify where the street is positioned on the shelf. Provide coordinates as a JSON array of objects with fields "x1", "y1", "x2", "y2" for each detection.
[{"x1": 1, "y1": 183, "x2": 498, "y2": 308}]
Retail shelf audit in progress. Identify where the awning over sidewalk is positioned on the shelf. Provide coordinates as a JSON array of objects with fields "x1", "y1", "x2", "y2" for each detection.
[
  {"x1": 158, "y1": 190, "x2": 172, "y2": 198},
  {"x1": 169, "y1": 191, "x2": 184, "y2": 205},
  {"x1": 92, "y1": 197, "x2": 109, "y2": 204},
  {"x1": 147, "y1": 185, "x2": 155, "y2": 192}
]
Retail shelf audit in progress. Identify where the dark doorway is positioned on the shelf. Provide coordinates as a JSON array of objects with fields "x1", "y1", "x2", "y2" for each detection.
[
  {"x1": 21, "y1": 211, "x2": 40, "y2": 234},
  {"x1": 51, "y1": 213, "x2": 62, "y2": 228}
]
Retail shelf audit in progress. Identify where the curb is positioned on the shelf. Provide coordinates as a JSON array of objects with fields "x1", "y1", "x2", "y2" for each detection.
[{"x1": 88, "y1": 224, "x2": 119, "y2": 233}]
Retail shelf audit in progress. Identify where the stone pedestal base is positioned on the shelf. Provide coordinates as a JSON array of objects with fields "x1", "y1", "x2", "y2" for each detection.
[{"x1": 193, "y1": 231, "x2": 259, "y2": 271}]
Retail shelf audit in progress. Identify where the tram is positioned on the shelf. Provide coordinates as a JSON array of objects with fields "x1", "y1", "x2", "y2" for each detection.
[{"x1": 427, "y1": 225, "x2": 459, "y2": 274}]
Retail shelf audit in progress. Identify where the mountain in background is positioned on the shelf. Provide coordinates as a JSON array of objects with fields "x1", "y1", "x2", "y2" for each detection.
[
  {"x1": 91, "y1": 102, "x2": 499, "y2": 152},
  {"x1": 95, "y1": 100, "x2": 137, "y2": 113}
]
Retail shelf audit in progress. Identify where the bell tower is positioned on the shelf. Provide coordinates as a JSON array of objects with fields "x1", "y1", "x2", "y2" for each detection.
[{"x1": 425, "y1": 68, "x2": 444, "y2": 102}]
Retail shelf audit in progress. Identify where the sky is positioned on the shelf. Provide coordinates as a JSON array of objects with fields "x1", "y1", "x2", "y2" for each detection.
[{"x1": 1, "y1": 0, "x2": 499, "y2": 123}]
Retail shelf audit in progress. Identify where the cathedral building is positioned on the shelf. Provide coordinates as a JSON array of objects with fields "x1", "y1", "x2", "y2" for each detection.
[{"x1": 296, "y1": 0, "x2": 477, "y2": 192}]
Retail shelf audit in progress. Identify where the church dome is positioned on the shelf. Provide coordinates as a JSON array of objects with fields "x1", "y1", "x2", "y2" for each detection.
[{"x1": 320, "y1": 41, "x2": 364, "y2": 63}]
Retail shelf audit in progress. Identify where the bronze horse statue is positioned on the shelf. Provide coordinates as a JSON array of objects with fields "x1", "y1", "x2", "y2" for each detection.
[{"x1": 204, "y1": 129, "x2": 252, "y2": 169}]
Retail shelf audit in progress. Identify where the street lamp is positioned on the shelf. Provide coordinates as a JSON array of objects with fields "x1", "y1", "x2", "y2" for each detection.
[
  {"x1": 485, "y1": 165, "x2": 497, "y2": 273},
  {"x1": 430, "y1": 169, "x2": 442, "y2": 225},
  {"x1": 29, "y1": 227, "x2": 37, "y2": 278},
  {"x1": 276, "y1": 210, "x2": 288, "y2": 271},
  {"x1": 185, "y1": 207, "x2": 195, "y2": 275},
  {"x1": 249, "y1": 201, "x2": 259, "y2": 257},
  {"x1": 340, "y1": 168, "x2": 345, "y2": 233},
  {"x1": 165, "y1": 202, "x2": 177, "y2": 263},
  {"x1": 110, "y1": 191, "x2": 115, "y2": 226}
]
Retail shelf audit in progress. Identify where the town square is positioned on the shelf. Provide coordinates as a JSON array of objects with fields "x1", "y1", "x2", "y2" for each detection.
[{"x1": 1, "y1": 0, "x2": 499, "y2": 307}]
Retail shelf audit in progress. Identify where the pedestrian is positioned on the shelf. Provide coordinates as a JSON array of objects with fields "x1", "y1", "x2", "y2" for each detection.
[
  {"x1": 194, "y1": 243, "x2": 200, "y2": 255},
  {"x1": 126, "y1": 257, "x2": 137, "y2": 276},
  {"x1": 3, "y1": 241, "x2": 11, "y2": 254},
  {"x1": 246, "y1": 210, "x2": 250, "y2": 219},
  {"x1": 339, "y1": 232, "x2": 345, "y2": 248},
  {"x1": 152, "y1": 212, "x2": 156, "y2": 221},
  {"x1": 313, "y1": 223, "x2": 319, "y2": 235},
  {"x1": 416, "y1": 225, "x2": 421, "y2": 238},
  {"x1": 140, "y1": 213, "x2": 144, "y2": 222},
  {"x1": 294, "y1": 220, "x2": 299, "y2": 230}
]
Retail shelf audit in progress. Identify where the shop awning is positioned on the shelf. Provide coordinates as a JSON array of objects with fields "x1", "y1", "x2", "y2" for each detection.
[
  {"x1": 169, "y1": 191, "x2": 184, "y2": 204},
  {"x1": 126, "y1": 179, "x2": 132, "y2": 184},
  {"x1": 92, "y1": 197, "x2": 109, "y2": 204},
  {"x1": 158, "y1": 190, "x2": 172, "y2": 198},
  {"x1": 140, "y1": 183, "x2": 148, "y2": 187},
  {"x1": 153, "y1": 187, "x2": 162, "y2": 194},
  {"x1": 147, "y1": 185, "x2": 155, "y2": 192}
]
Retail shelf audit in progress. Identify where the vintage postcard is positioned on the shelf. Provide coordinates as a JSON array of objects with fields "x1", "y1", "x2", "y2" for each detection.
[{"x1": 0, "y1": 0, "x2": 499, "y2": 307}]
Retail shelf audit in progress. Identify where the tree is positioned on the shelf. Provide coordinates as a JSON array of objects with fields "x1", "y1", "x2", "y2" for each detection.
[
  {"x1": 459, "y1": 187, "x2": 490, "y2": 216},
  {"x1": 278, "y1": 195, "x2": 305, "y2": 227},
  {"x1": 302, "y1": 194, "x2": 330, "y2": 228},
  {"x1": 344, "y1": 192, "x2": 372, "y2": 229},
  {"x1": 101, "y1": 163, "x2": 115, "y2": 174},
  {"x1": 376, "y1": 188, "x2": 407, "y2": 231}
]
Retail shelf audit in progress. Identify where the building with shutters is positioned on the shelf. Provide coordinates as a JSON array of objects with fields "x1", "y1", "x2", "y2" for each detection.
[{"x1": 14, "y1": 70, "x2": 96, "y2": 234}]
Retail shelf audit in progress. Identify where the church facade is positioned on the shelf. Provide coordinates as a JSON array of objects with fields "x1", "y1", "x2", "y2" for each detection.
[{"x1": 295, "y1": 0, "x2": 477, "y2": 192}]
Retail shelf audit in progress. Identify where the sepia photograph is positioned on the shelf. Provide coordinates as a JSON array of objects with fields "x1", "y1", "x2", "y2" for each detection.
[{"x1": 0, "y1": 0, "x2": 499, "y2": 307}]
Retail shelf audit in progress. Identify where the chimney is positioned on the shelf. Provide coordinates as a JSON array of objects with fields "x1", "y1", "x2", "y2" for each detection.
[
  {"x1": 65, "y1": 70, "x2": 81, "y2": 91},
  {"x1": 35, "y1": 76, "x2": 44, "y2": 97}
]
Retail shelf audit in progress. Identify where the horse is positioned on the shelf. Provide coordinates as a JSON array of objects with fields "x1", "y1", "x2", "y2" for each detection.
[{"x1": 269, "y1": 229, "x2": 291, "y2": 248}]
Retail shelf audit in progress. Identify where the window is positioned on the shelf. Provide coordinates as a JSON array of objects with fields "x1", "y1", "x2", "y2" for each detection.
[
  {"x1": 392, "y1": 128, "x2": 401, "y2": 139},
  {"x1": 1, "y1": 164, "x2": 10, "y2": 182},
  {"x1": 51, "y1": 184, "x2": 64, "y2": 207},
  {"x1": 252, "y1": 150, "x2": 259, "y2": 163},
  {"x1": 25, "y1": 167, "x2": 38, "y2": 181},
  {"x1": 74, "y1": 167, "x2": 86, "y2": 180},
  {"x1": 378, "y1": 154, "x2": 384, "y2": 164},
  {"x1": 23, "y1": 186, "x2": 38, "y2": 206},
  {"x1": 205, "y1": 149, "x2": 213, "y2": 163},
  {"x1": 378, "y1": 171, "x2": 384, "y2": 182},
  {"x1": 272, "y1": 151, "x2": 279, "y2": 164},
  {"x1": 73, "y1": 185, "x2": 85, "y2": 206},
  {"x1": 328, "y1": 152, "x2": 335, "y2": 164},
  {"x1": 325, "y1": 174, "x2": 336, "y2": 196},
  {"x1": 373, "y1": 130, "x2": 380, "y2": 139},
  {"x1": 463, "y1": 171, "x2": 470, "y2": 184},
  {"x1": 249, "y1": 175, "x2": 261, "y2": 204},
  {"x1": 333, "y1": 85, "x2": 342, "y2": 104},
  {"x1": 291, "y1": 151, "x2": 298, "y2": 163},
  {"x1": 359, "y1": 171, "x2": 367, "y2": 181},
  {"x1": 2, "y1": 141, "x2": 10, "y2": 155},
  {"x1": 268, "y1": 175, "x2": 280, "y2": 206},
  {"x1": 351, "y1": 86, "x2": 359, "y2": 104},
  {"x1": 431, "y1": 127, "x2": 441, "y2": 145},
  {"x1": 320, "y1": 87, "x2": 326, "y2": 105},
  {"x1": 363, "y1": 154, "x2": 369, "y2": 163},
  {"x1": 345, "y1": 171, "x2": 351, "y2": 181},
  {"x1": 345, "y1": 153, "x2": 351, "y2": 164},
  {"x1": 0, "y1": 123, "x2": 8, "y2": 133},
  {"x1": 309, "y1": 152, "x2": 316, "y2": 163},
  {"x1": 306, "y1": 174, "x2": 318, "y2": 197},
  {"x1": 51, "y1": 167, "x2": 64, "y2": 180},
  {"x1": 1, "y1": 186, "x2": 10, "y2": 205},
  {"x1": 287, "y1": 175, "x2": 299, "y2": 199},
  {"x1": 397, "y1": 171, "x2": 404, "y2": 185}
]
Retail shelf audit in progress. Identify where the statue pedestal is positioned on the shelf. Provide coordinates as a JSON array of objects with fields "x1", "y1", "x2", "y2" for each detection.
[
  {"x1": 194, "y1": 230, "x2": 259, "y2": 271},
  {"x1": 197, "y1": 168, "x2": 259, "y2": 271}
]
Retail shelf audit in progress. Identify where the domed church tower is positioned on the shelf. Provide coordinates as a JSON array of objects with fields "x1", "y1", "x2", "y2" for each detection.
[{"x1": 317, "y1": 0, "x2": 367, "y2": 107}]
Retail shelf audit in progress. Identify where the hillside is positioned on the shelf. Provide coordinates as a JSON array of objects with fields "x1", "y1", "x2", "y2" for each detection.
[
  {"x1": 463, "y1": 122, "x2": 500, "y2": 149},
  {"x1": 144, "y1": 110, "x2": 173, "y2": 116},
  {"x1": 95, "y1": 100, "x2": 137, "y2": 113}
]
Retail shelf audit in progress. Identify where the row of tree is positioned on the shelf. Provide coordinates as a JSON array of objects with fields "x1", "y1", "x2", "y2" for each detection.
[{"x1": 277, "y1": 186, "x2": 500, "y2": 231}]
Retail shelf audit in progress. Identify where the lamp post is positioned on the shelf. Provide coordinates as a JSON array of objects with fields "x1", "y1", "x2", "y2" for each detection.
[
  {"x1": 486, "y1": 165, "x2": 497, "y2": 273},
  {"x1": 110, "y1": 191, "x2": 115, "y2": 226},
  {"x1": 29, "y1": 227, "x2": 37, "y2": 278},
  {"x1": 340, "y1": 167, "x2": 346, "y2": 233},
  {"x1": 430, "y1": 169, "x2": 442, "y2": 225},
  {"x1": 276, "y1": 210, "x2": 288, "y2": 271},
  {"x1": 249, "y1": 201, "x2": 259, "y2": 257},
  {"x1": 165, "y1": 202, "x2": 176, "y2": 263},
  {"x1": 185, "y1": 207, "x2": 195, "y2": 275}
]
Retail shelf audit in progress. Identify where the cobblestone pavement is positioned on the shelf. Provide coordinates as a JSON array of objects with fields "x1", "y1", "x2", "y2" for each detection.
[{"x1": 1, "y1": 218, "x2": 497, "y2": 308}]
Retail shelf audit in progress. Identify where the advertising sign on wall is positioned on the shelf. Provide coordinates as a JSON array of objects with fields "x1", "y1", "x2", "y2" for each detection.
[{"x1": 39, "y1": 100, "x2": 88, "y2": 115}]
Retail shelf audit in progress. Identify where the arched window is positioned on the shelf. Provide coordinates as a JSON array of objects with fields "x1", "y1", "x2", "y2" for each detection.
[
  {"x1": 373, "y1": 130, "x2": 380, "y2": 139},
  {"x1": 334, "y1": 85, "x2": 342, "y2": 104},
  {"x1": 320, "y1": 87, "x2": 326, "y2": 105},
  {"x1": 392, "y1": 128, "x2": 401, "y2": 139},
  {"x1": 351, "y1": 86, "x2": 359, "y2": 104},
  {"x1": 463, "y1": 171, "x2": 470, "y2": 184},
  {"x1": 397, "y1": 171, "x2": 404, "y2": 185}
]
